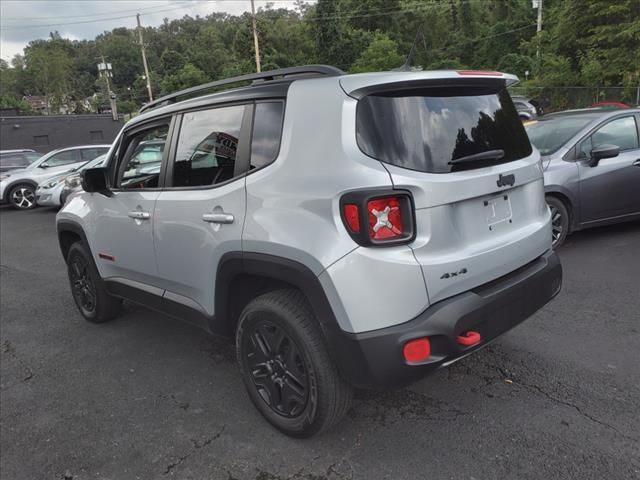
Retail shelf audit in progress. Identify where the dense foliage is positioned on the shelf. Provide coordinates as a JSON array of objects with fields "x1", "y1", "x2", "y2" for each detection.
[{"x1": 1, "y1": 0, "x2": 638, "y2": 113}]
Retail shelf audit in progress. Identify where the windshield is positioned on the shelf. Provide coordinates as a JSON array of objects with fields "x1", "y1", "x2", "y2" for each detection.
[
  {"x1": 525, "y1": 114, "x2": 597, "y2": 155},
  {"x1": 356, "y1": 87, "x2": 532, "y2": 173}
]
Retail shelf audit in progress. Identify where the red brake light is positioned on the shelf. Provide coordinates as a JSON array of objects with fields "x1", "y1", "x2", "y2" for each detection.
[
  {"x1": 367, "y1": 196, "x2": 404, "y2": 241},
  {"x1": 457, "y1": 70, "x2": 503, "y2": 76},
  {"x1": 403, "y1": 338, "x2": 431, "y2": 363},
  {"x1": 343, "y1": 204, "x2": 360, "y2": 232}
]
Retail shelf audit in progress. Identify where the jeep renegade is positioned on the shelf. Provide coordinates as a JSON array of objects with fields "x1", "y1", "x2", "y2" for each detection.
[{"x1": 57, "y1": 66, "x2": 562, "y2": 437}]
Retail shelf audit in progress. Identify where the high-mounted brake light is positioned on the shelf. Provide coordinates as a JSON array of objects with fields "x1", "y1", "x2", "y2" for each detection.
[{"x1": 457, "y1": 70, "x2": 503, "y2": 76}]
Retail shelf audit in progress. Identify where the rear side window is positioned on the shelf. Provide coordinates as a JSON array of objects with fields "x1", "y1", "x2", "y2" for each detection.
[
  {"x1": 80, "y1": 148, "x2": 108, "y2": 161},
  {"x1": 356, "y1": 87, "x2": 532, "y2": 173},
  {"x1": 173, "y1": 105, "x2": 245, "y2": 187},
  {"x1": 251, "y1": 101, "x2": 284, "y2": 169},
  {"x1": 0, "y1": 153, "x2": 30, "y2": 168}
]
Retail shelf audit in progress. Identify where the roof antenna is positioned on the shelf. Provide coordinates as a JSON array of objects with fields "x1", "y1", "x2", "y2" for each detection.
[{"x1": 393, "y1": 27, "x2": 425, "y2": 72}]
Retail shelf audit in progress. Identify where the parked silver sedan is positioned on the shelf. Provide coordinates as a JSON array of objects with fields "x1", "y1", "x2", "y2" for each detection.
[
  {"x1": 36, "y1": 154, "x2": 108, "y2": 208},
  {"x1": 525, "y1": 108, "x2": 640, "y2": 247}
]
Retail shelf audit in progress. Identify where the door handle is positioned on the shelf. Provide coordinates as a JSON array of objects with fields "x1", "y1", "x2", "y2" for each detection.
[
  {"x1": 202, "y1": 212, "x2": 234, "y2": 224},
  {"x1": 128, "y1": 211, "x2": 150, "y2": 220},
  {"x1": 633, "y1": 159, "x2": 640, "y2": 167}
]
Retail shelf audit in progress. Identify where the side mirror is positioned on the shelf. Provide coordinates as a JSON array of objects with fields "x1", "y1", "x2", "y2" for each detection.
[
  {"x1": 39, "y1": 162, "x2": 49, "y2": 169},
  {"x1": 589, "y1": 144, "x2": 619, "y2": 167},
  {"x1": 81, "y1": 167, "x2": 111, "y2": 196}
]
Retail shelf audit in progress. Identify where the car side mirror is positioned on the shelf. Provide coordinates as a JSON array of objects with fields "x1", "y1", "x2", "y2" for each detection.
[
  {"x1": 39, "y1": 162, "x2": 49, "y2": 169},
  {"x1": 589, "y1": 144, "x2": 619, "y2": 167},
  {"x1": 81, "y1": 167, "x2": 111, "y2": 196}
]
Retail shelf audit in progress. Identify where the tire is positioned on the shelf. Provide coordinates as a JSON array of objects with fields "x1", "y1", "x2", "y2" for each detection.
[
  {"x1": 8, "y1": 183, "x2": 37, "y2": 210},
  {"x1": 547, "y1": 196, "x2": 570, "y2": 248},
  {"x1": 236, "y1": 289, "x2": 353, "y2": 438},
  {"x1": 66, "y1": 242, "x2": 122, "y2": 323}
]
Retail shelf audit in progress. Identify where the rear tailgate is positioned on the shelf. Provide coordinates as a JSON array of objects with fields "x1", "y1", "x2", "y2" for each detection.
[{"x1": 342, "y1": 71, "x2": 552, "y2": 304}]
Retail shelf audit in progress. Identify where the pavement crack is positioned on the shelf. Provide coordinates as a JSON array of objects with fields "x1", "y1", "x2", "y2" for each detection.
[
  {"x1": 1, "y1": 340, "x2": 34, "y2": 383},
  {"x1": 162, "y1": 425, "x2": 226, "y2": 475},
  {"x1": 516, "y1": 380, "x2": 636, "y2": 441}
]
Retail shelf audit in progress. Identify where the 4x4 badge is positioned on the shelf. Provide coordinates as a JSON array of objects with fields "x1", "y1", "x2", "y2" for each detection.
[
  {"x1": 440, "y1": 268, "x2": 468, "y2": 279},
  {"x1": 497, "y1": 173, "x2": 515, "y2": 188}
]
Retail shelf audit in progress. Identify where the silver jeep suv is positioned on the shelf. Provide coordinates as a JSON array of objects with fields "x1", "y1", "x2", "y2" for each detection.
[{"x1": 56, "y1": 66, "x2": 562, "y2": 437}]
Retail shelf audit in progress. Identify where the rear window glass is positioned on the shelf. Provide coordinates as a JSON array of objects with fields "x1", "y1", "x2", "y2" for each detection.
[
  {"x1": 356, "y1": 87, "x2": 532, "y2": 173},
  {"x1": 251, "y1": 101, "x2": 284, "y2": 169}
]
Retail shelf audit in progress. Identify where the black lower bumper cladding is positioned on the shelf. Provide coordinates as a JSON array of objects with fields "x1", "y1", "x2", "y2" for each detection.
[{"x1": 327, "y1": 250, "x2": 562, "y2": 389}]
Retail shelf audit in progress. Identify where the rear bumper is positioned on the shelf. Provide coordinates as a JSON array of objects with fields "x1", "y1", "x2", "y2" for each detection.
[{"x1": 326, "y1": 249, "x2": 562, "y2": 389}]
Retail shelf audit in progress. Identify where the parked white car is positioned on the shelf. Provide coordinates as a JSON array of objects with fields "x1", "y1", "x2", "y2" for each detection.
[{"x1": 0, "y1": 145, "x2": 109, "y2": 209}]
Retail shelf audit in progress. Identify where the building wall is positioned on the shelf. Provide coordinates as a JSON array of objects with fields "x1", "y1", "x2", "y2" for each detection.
[{"x1": 0, "y1": 115, "x2": 124, "y2": 152}]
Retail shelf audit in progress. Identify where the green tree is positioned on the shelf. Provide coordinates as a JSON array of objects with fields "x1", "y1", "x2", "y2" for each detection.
[
  {"x1": 351, "y1": 34, "x2": 404, "y2": 73},
  {"x1": 24, "y1": 38, "x2": 73, "y2": 113},
  {"x1": 160, "y1": 63, "x2": 209, "y2": 95}
]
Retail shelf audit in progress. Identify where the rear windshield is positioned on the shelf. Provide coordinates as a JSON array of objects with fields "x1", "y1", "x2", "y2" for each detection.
[{"x1": 356, "y1": 87, "x2": 532, "y2": 173}]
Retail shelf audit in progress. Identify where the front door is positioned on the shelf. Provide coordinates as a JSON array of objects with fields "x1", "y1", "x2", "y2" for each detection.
[
  {"x1": 153, "y1": 104, "x2": 251, "y2": 317},
  {"x1": 577, "y1": 115, "x2": 640, "y2": 224},
  {"x1": 91, "y1": 121, "x2": 170, "y2": 286}
]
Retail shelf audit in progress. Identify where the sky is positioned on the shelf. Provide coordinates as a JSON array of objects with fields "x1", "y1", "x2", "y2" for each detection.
[{"x1": 0, "y1": 0, "x2": 308, "y2": 62}]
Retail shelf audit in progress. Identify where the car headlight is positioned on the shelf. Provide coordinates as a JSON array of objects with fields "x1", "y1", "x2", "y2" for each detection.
[
  {"x1": 44, "y1": 179, "x2": 63, "y2": 189},
  {"x1": 64, "y1": 174, "x2": 82, "y2": 188}
]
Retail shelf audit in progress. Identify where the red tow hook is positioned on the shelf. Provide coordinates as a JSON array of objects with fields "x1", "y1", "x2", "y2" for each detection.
[{"x1": 457, "y1": 330, "x2": 481, "y2": 346}]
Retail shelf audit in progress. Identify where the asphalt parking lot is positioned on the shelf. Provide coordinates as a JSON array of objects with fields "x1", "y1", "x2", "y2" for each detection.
[{"x1": 1, "y1": 207, "x2": 639, "y2": 480}]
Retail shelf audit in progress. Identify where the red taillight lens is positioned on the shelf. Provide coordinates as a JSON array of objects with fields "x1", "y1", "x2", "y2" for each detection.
[
  {"x1": 403, "y1": 338, "x2": 431, "y2": 363},
  {"x1": 343, "y1": 204, "x2": 360, "y2": 232},
  {"x1": 367, "y1": 196, "x2": 404, "y2": 241}
]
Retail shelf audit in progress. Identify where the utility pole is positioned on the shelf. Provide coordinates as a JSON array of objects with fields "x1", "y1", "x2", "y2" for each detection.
[
  {"x1": 250, "y1": 0, "x2": 261, "y2": 72},
  {"x1": 534, "y1": 0, "x2": 543, "y2": 58},
  {"x1": 136, "y1": 13, "x2": 154, "y2": 102},
  {"x1": 97, "y1": 56, "x2": 118, "y2": 120}
]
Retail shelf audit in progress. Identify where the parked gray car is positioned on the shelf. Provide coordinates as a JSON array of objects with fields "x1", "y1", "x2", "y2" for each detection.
[{"x1": 526, "y1": 108, "x2": 640, "y2": 247}]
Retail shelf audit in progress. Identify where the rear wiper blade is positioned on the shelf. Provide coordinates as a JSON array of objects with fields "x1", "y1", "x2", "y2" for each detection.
[{"x1": 448, "y1": 149, "x2": 505, "y2": 165}]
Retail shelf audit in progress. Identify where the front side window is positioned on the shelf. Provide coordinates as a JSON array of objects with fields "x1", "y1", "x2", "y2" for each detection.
[
  {"x1": 591, "y1": 116, "x2": 638, "y2": 151},
  {"x1": 116, "y1": 125, "x2": 168, "y2": 189},
  {"x1": 44, "y1": 150, "x2": 79, "y2": 167},
  {"x1": 172, "y1": 105, "x2": 245, "y2": 187},
  {"x1": 251, "y1": 101, "x2": 284, "y2": 169},
  {"x1": 357, "y1": 87, "x2": 532, "y2": 173}
]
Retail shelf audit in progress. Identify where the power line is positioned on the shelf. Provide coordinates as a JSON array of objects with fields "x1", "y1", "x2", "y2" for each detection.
[
  {"x1": 0, "y1": 2, "x2": 193, "y2": 21},
  {"x1": 1, "y1": 4, "x2": 197, "y2": 30}
]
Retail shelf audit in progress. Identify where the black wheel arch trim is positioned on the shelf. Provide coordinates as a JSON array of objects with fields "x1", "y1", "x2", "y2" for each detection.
[{"x1": 57, "y1": 219, "x2": 92, "y2": 261}]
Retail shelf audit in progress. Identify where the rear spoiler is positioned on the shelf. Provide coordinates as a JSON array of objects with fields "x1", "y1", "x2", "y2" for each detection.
[{"x1": 340, "y1": 70, "x2": 519, "y2": 100}]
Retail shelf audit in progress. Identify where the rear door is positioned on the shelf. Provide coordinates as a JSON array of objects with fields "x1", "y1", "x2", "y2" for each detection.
[
  {"x1": 153, "y1": 102, "x2": 254, "y2": 317},
  {"x1": 350, "y1": 74, "x2": 550, "y2": 304},
  {"x1": 576, "y1": 115, "x2": 640, "y2": 223}
]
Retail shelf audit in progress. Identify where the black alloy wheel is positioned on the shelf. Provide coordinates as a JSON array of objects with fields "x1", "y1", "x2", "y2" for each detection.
[
  {"x1": 69, "y1": 254, "x2": 97, "y2": 316},
  {"x1": 242, "y1": 320, "x2": 309, "y2": 418}
]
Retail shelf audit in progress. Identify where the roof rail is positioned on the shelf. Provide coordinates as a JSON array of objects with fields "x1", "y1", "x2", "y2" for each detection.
[{"x1": 139, "y1": 64, "x2": 344, "y2": 114}]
